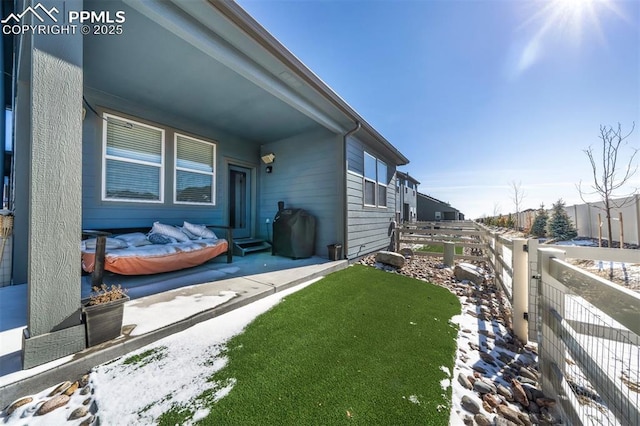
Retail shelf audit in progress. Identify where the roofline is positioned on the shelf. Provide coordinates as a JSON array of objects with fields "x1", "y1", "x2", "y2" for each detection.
[
  {"x1": 396, "y1": 170, "x2": 420, "y2": 185},
  {"x1": 417, "y1": 191, "x2": 449, "y2": 206},
  {"x1": 208, "y1": 0, "x2": 410, "y2": 166}
]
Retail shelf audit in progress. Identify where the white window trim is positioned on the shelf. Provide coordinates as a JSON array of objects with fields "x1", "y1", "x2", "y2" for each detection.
[
  {"x1": 102, "y1": 112, "x2": 165, "y2": 203},
  {"x1": 173, "y1": 133, "x2": 217, "y2": 206},
  {"x1": 377, "y1": 182, "x2": 388, "y2": 209},
  {"x1": 363, "y1": 151, "x2": 388, "y2": 209},
  {"x1": 363, "y1": 177, "x2": 377, "y2": 207}
]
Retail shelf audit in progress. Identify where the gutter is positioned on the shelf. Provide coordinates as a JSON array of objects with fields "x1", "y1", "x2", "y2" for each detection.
[
  {"x1": 343, "y1": 121, "x2": 361, "y2": 259},
  {"x1": 207, "y1": 0, "x2": 409, "y2": 166}
]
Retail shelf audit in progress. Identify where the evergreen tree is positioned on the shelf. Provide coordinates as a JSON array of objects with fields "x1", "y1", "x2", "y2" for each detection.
[
  {"x1": 547, "y1": 199, "x2": 577, "y2": 241},
  {"x1": 530, "y1": 204, "x2": 548, "y2": 237}
]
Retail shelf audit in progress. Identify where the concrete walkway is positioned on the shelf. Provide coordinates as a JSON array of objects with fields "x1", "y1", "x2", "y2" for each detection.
[{"x1": 0, "y1": 255, "x2": 347, "y2": 408}]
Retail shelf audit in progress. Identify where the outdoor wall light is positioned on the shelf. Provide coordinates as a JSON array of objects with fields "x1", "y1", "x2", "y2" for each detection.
[{"x1": 261, "y1": 153, "x2": 275, "y2": 164}]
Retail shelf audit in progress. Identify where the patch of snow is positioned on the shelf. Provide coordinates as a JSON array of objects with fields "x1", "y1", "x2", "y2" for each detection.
[
  {"x1": 439, "y1": 365, "x2": 451, "y2": 377},
  {"x1": 90, "y1": 277, "x2": 322, "y2": 425},
  {"x1": 440, "y1": 379, "x2": 451, "y2": 390},
  {"x1": 124, "y1": 290, "x2": 237, "y2": 336}
]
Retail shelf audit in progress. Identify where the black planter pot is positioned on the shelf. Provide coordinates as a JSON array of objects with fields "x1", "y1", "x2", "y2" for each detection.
[{"x1": 82, "y1": 296, "x2": 129, "y2": 347}]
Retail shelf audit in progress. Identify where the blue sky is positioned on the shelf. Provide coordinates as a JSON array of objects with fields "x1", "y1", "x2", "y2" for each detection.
[{"x1": 238, "y1": 0, "x2": 640, "y2": 219}]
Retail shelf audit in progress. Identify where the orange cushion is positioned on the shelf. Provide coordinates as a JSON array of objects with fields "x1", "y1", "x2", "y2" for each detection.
[{"x1": 82, "y1": 239, "x2": 228, "y2": 275}]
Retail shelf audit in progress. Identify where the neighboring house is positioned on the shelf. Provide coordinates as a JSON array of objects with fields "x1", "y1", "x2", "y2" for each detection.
[
  {"x1": 395, "y1": 171, "x2": 420, "y2": 223},
  {"x1": 9, "y1": 0, "x2": 408, "y2": 368},
  {"x1": 416, "y1": 192, "x2": 464, "y2": 221}
]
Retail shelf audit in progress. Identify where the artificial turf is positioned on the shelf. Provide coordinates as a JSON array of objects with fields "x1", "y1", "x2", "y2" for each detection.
[
  {"x1": 417, "y1": 244, "x2": 464, "y2": 255},
  {"x1": 160, "y1": 264, "x2": 460, "y2": 425}
]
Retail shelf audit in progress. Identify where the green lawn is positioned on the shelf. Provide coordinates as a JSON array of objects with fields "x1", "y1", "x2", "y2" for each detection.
[
  {"x1": 417, "y1": 244, "x2": 463, "y2": 255},
  {"x1": 160, "y1": 265, "x2": 460, "y2": 425}
]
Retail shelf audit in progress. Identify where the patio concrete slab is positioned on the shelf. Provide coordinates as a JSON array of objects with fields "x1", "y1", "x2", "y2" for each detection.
[{"x1": 0, "y1": 257, "x2": 348, "y2": 408}]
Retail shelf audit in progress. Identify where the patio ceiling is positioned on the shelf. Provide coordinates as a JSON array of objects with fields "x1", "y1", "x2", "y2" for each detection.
[{"x1": 83, "y1": 0, "x2": 342, "y2": 143}]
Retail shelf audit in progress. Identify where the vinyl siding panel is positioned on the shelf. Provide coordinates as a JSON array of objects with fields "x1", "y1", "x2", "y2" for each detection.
[
  {"x1": 81, "y1": 94, "x2": 258, "y2": 229},
  {"x1": 259, "y1": 129, "x2": 342, "y2": 257},
  {"x1": 346, "y1": 171, "x2": 397, "y2": 259}
]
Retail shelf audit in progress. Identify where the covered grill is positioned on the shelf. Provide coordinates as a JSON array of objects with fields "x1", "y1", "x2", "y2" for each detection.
[{"x1": 272, "y1": 202, "x2": 316, "y2": 259}]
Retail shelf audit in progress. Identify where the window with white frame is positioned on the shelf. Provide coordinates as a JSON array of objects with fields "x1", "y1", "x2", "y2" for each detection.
[
  {"x1": 174, "y1": 133, "x2": 216, "y2": 205},
  {"x1": 103, "y1": 113, "x2": 164, "y2": 202},
  {"x1": 363, "y1": 152, "x2": 388, "y2": 207}
]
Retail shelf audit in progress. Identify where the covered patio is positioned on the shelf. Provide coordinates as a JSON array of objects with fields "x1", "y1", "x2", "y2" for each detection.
[{"x1": 0, "y1": 255, "x2": 348, "y2": 407}]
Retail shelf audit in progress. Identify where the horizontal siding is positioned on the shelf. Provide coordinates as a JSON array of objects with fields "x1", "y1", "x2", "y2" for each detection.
[
  {"x1": 346, "y1": 172, "x2": 396, "y2": 259},
  {"x1": 259, "y1": 129, "x2": 342, "y2": 257},
  {"x1": 346, "y1": 137, "x2": 364, "y2": 174},
  {"x1": 81, "y1": 100, "x2": 258, "y2": 229}
]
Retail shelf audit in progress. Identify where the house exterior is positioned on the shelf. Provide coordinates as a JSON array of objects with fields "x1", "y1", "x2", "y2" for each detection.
[
  {"x1": 8, "y1": 0, "x2": 408, "y2": 368},
  {"x1": 416, "y1": 192, "x2": 464, "y2": 221},
  {"x1": 394, "y1": 171, "x2": 420, "y2": 223}
]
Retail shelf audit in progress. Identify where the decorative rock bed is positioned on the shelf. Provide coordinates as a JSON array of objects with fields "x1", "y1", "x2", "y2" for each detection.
[{"x1": 358, "y1": 252, "x2": 562, "y2": 425}]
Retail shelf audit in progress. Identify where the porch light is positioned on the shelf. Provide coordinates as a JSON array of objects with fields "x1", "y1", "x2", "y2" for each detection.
[{"x1": 261, "y1": 153, "x2": 275, "y2": 164}]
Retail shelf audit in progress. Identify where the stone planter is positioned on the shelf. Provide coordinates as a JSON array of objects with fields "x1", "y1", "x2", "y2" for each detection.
[{"x1": 82, "y1": 296, "x2": 129, "y2": 347}]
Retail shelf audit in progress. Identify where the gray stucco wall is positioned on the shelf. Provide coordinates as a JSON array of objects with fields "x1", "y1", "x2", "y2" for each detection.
[
  {"x1": 81, "y1": 90, "x2": 260, "y2": 230},
  {"x1": 259, "y1": 129, "x2": 342, "y2": 257}
]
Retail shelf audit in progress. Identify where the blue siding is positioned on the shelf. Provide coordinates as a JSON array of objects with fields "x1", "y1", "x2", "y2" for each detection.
[
  {"x1": 82, "y1": 91, "x2": 259, "y2": 229},
  {"x1": 258, "y1": 129, "x2": 342, "y2": 257},
  {"x1": 346, "y1": 171, "x2": 397, "y2": 259}
]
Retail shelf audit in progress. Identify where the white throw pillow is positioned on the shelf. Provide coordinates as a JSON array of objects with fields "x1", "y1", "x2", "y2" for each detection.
[
  {"x1": 114, "y1": 232, "x2": 152, "y2": 247},
  {"x1": 179, "y1": 226, "x2": 200, "y2": 240},
  {"x1": 151, "y1": 222, "x2": 191, "y2": 242},
  {"x1": 183, "y1": 221, "x2": 217, "y2": 239},
  {"x1": 83, "y1": 237, "x2": 129, "y2": 251}
]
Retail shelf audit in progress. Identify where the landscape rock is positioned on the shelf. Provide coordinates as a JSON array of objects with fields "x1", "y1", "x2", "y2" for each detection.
[
  {"x1": 458, "y1": 373, "x2": 473, "y2": 390},
  {"x1": 473, "y1": 379, "x2": 497, "y2": 395},
  {"x1": 63, "y1": 381, "x2": 79, "y2": 396},
  {"x1": 474, "y1": 413, "x2": 492, "y2": 426},
  {"x1": 483, "y1": 393, "x2": 501, "y2": 409},
  {"x1": 511, "y1": 379, "x2": 529, "y2": 407},
  {"x1": 496, "y1": 384, "x2": 513, "y2": 401},
  {"x1": 5, "y1": 396, "x2": 33, "y2": 416},
  {"x1": 48, "y1": 381, "x2": 72, "y2": 397},
  {"x1": 496, "y1": 404, "x2": 525, "y2": 425},
  {"x1": 68, "y1": 406, "x2": 89, "y2": 420},
  {"x1": 80, "y1": 415, "x2": 95, "y2": 426},
  {"x1": 460, "y1": 395, "x2": 481, "y2": 415},
  {"x1": 36, "y1": 394, "x2": 70, "y2": 416},
  {"x1": 454, "y1": 263, "x2": 485, "y2": 285},
  {"x1": 374, "y1": 251, "x2": 406, "y2": 268}
]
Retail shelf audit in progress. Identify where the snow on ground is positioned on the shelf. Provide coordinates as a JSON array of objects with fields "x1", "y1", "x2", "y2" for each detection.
[
  {"x1": 123, "y1": 289, "x2": 237, "y2": 336},
  {"x1": 0, "y1": 277, "x2": 322, "y2": 425}
]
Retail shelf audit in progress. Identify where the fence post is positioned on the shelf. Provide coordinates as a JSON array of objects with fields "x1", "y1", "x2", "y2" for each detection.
[
  {"x1": 494, "y1": 233, "x2": 503, "y2": 281},
  {"x1": 443, "y1": 242, "x2": 455, "y2": 267},
  {"x1": 537, "y1": 247, "x2": 567, "y2": 412},
  {"x1": 512, "y1": 238, "x2": 528, "y2": 344},
  {"x1": 526, "y1": 238, "x2": 540, "y2": 341}
]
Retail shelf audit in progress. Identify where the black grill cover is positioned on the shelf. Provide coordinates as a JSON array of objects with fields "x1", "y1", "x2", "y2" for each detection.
[{"x1": 272, "y1": 208, "x2": 316, "y2": 259}]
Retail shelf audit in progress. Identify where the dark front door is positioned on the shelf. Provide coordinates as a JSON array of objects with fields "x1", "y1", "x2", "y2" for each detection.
[
  {"x1": 229, "y1": 165, "x2": 251, "y2": 239},
  {"x1": 403, "y1": 203, "x2": 410, "y2": 223}
]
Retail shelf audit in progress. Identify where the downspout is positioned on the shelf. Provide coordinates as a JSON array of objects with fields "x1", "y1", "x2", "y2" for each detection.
[{"x1": 342, "y1": 121, "x2": 361, "y2": 260}]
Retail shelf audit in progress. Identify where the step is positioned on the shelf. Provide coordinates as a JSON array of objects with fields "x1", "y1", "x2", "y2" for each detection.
[{"x1": 233, "y1": 239, "x2": 272, "y2": 256}]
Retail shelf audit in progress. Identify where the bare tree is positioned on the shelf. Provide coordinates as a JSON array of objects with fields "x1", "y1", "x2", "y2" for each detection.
[
  {"x1": 577, "y1": 122, "x2": 638, "y2": 248},
  {"x1": 509, "y1": 181, "x2": 526, "y2": 230}
]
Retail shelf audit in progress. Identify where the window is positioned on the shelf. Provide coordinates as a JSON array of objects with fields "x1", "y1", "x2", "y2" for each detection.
[
  {"x1": 174, "y1": 133, "x2": 216, "y2": 205},
  {"x1": 363, "y1": 152, "x2": 388, "y2": 207},
  {"x1": 103, "y1": 113, "x2": 164, "y2": 202}
]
